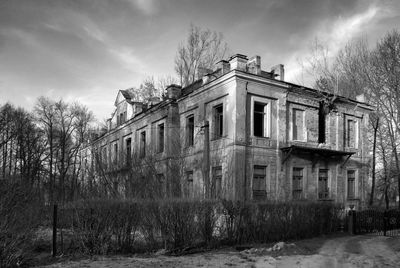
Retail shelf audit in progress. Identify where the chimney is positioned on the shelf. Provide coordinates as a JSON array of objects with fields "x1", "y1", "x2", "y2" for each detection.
[
  {"x1": 196, "y1": 66, "x2": 213, "y2": 81},
  {"x1": 166, "y1": 84, "x2": 182, "y2": 99},
  {"x1": 247, "y1": 56, "x2": 261, "y2": 75},
  {"x1": 216, "y1": 60, "x2": 230, "y2": 75},
  {"x1": 271, "y1": 64, "x2": 285, "y2": 81},
  {"x1": 229, "y1": 54, "x2": 248, "y2": 71}
]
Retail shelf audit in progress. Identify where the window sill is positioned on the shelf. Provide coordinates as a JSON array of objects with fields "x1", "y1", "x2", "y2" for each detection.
[
  {"x1": 252, "y1": 135, "x2": 271, "y2": 139},
  {"x1": 211, "y1": 135, "x2": 227, "y2": 141}
]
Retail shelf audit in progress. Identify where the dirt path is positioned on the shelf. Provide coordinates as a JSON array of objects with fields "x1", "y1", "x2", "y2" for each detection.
[{"x1": 41, "y1": 235, "x2": 400, "y2": 268}]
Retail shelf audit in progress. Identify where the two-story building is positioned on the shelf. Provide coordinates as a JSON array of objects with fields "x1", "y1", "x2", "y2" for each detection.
[{"x1": 84, "y1": 53, "x2": 373, "y2": 208}]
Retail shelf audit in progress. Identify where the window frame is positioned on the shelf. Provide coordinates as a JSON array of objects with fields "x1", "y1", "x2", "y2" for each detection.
[
  {"x1": 252, "y1": 165, "x2": 267, "y2": 199},
  {"x1": 212, "y1": 166, "x2": 223, "y2": 199},
  {"x1": 186, "y1": 114, "x2": 195, "y2": 147},
  {"x1": 213, "y1": 104, "x2": 224, "y2": 139},
  {"x1": 139, "y1": 130, "x2": 146, "y2": 158},
  {"x1": 250, "y1": 96, "x2": 271, "y2": 138},
  {"x1": 292, "y1": 167, "x2": 304, "y2": 200},
  {"x1": 347, "y1": 169, "x2": 357, "y2": 199},
  {"x1": 125, "y1": 137, "x2": 132, "y2": 164},
  {"x1": 318, "y1": 169, "x2": 329, "y2": 199},
  {"x1": 346, "y1": 118, "x2": 359, "y2": 149},
  {"x1": 157, "y1": 123, "x2": 165, "y2": 153}
]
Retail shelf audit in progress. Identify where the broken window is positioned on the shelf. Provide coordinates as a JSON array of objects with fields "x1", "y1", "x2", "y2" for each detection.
[
  {"x1": 212, "y1": 166, "x2": 222, "y2": 199},
  {"x1": 126, "y1": 137, "x2": 132, "y2": 163},
  {"x1": 214, "y1": 104, "x2": 223, "y2": 139},
  {"x1": 347, "y1": 119, "x2": 356, "y2": 148},
  {"x1": 347, "y1": 170, "x2": 356, "y2": 199},
  {"x1": 253, "y1": 165, "x2": 267, "y2": 200},
  {"x1": 253, "y1": 102, "x2": 268, "y2": 137},
  {"x1": 187, "y1": 115, "x2": 194, "y2": 146},
  {"x1": 292, "y1": 108, "x2": 305, "y2": 141},
  {"x1": 186, "y1": 171, "x2": 194, "y2": 198},
  {"x1": 318, "y1": 102, "x2": 326, "y2": 143},
  {"x1": 140, "y1": 131, "x2": 146, "y2": 158},
  {"x1": 318, "y1": 169, "x2": 329, "y2": 199},
  {"x1": 292, "y1": 167, "x2": 303, "y2": 199},
  {"x1": 158, "y1": 123, "x2": 164, "y2": 153}
]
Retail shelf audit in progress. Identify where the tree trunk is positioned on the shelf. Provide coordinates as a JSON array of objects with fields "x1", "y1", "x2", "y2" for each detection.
[{"x1": 369, "y1": 117, "x2": 378, "y2": 207}]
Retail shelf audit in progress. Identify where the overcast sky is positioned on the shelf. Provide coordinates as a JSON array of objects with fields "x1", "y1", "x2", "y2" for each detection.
[{"x1": 1, "y1": 0, "x2": 399, "y2": 121}]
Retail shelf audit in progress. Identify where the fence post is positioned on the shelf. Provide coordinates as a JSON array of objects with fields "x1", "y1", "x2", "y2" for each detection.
[
  {"x1": 52, "y1": 203, "x2": 58, "y2": 257},
  {"x1": 348, "y1": 210, "x2": 356, "y2": 235}
]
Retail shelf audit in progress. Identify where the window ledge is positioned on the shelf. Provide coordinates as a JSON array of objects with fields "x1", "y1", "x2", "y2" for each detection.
[
  {"x1": 211, "y1": 135, "x2": 228, "y2": 141},
  {"x1": 318, "y1": 198, "x2": 334, "y2": 201}
]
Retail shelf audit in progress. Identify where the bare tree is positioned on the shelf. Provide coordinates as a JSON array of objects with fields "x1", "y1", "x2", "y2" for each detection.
[{"x1": 175, "y1": 24, "x2": 229, "y2": 86}]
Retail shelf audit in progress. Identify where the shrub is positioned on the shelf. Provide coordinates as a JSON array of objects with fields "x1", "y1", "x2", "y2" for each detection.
[
  {"x1": 0, "y1": 181, "x2": 43, "y2": 267},
  {"x1": 56, "y1": 199, "x2": 343, "y2": 255}
]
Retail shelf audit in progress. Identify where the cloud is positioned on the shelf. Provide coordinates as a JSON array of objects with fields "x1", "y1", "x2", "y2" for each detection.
[
  {"x1": 126, "y1": 0, "x2": 159, "y2": 15},
  {"x1": 284, "y1": 3, "x2": 381, "y2": 85}
]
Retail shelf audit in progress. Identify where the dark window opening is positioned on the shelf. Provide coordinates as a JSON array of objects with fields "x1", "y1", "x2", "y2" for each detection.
[
  {"x1": 318, "y1": 102, "x2": 326, "y2": 143},
  {"x1": 140, "y1": 131, "x2": 146, "y2": 158},
  {"x1": 113, "y1": 143, "x2": 118, "y2": 163},
  {"x1": 126, "y1": 138, "x2": 132, "y2": 164},
  {"x1": 158, "y1": 123, "x2": 164, "y2": 153},
  {"x1": 318, "y1": 169, "x2": 329, "y2": 199},
  {"x1": 214, "y1": 104, "x2": 223, "y2": 138},
  {"x1": 187, "y1": 115, "x2": 194, "y2": 146},
  {"x1": 292, "y1": 167, "x2": 303, "y2": 199},
  {"x1": 254, "y1": 102, "x2": 265, "y2": 137}
]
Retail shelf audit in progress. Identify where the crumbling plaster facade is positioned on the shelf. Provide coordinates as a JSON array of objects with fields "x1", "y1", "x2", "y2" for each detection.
[{"x1": 86, "y1": 53, "x2": 373, "y2": 208}]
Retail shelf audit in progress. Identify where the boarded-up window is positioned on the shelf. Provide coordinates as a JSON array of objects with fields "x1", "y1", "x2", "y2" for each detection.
[
  {"x1": 158, "y1": 123, "x2": 164, "y2": 153},
  {"x1": 213, "y1": 166, "x2": 222, "y2": 198},
  {"x1": 253, "y1": 166, "x2": 266, "y2": 200},
  {"x1": 186, "y1": 171, "x2": 194, "y2": 198},
  {"x1": 187, "y1": 115, "x2": 194, "y2": 146},
  {"x1": 318, "y1": 169, "x2": 329, "y2": 199},
  {"x1": 292, "y1": 167, "x2": 303, "y2": 199},
  {"x1": 214, "y1": 104, "x2": 223, "y2": 138},
  {"x1": 140, "y1": 131, "x2": 146, "y2": 158},
  {"x1": 347, "y1": 119, "x2": 356, "y2": 148},
  {"x1": 293, "y1": 109, "x2": 305, "y2": 141},
  {"x1": 347, "y1": 170, "x2": 356, "y2": 199}
]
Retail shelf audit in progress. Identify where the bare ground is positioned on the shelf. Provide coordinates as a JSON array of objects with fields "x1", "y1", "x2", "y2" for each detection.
[{"x1": 39, "y1": 235, "x2": 400, "y2": 268}]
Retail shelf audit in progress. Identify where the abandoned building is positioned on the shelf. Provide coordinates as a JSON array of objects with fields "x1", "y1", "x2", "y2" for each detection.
[{"x1": 82, "y1": 53, "x2": 373, "y2": 208}]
